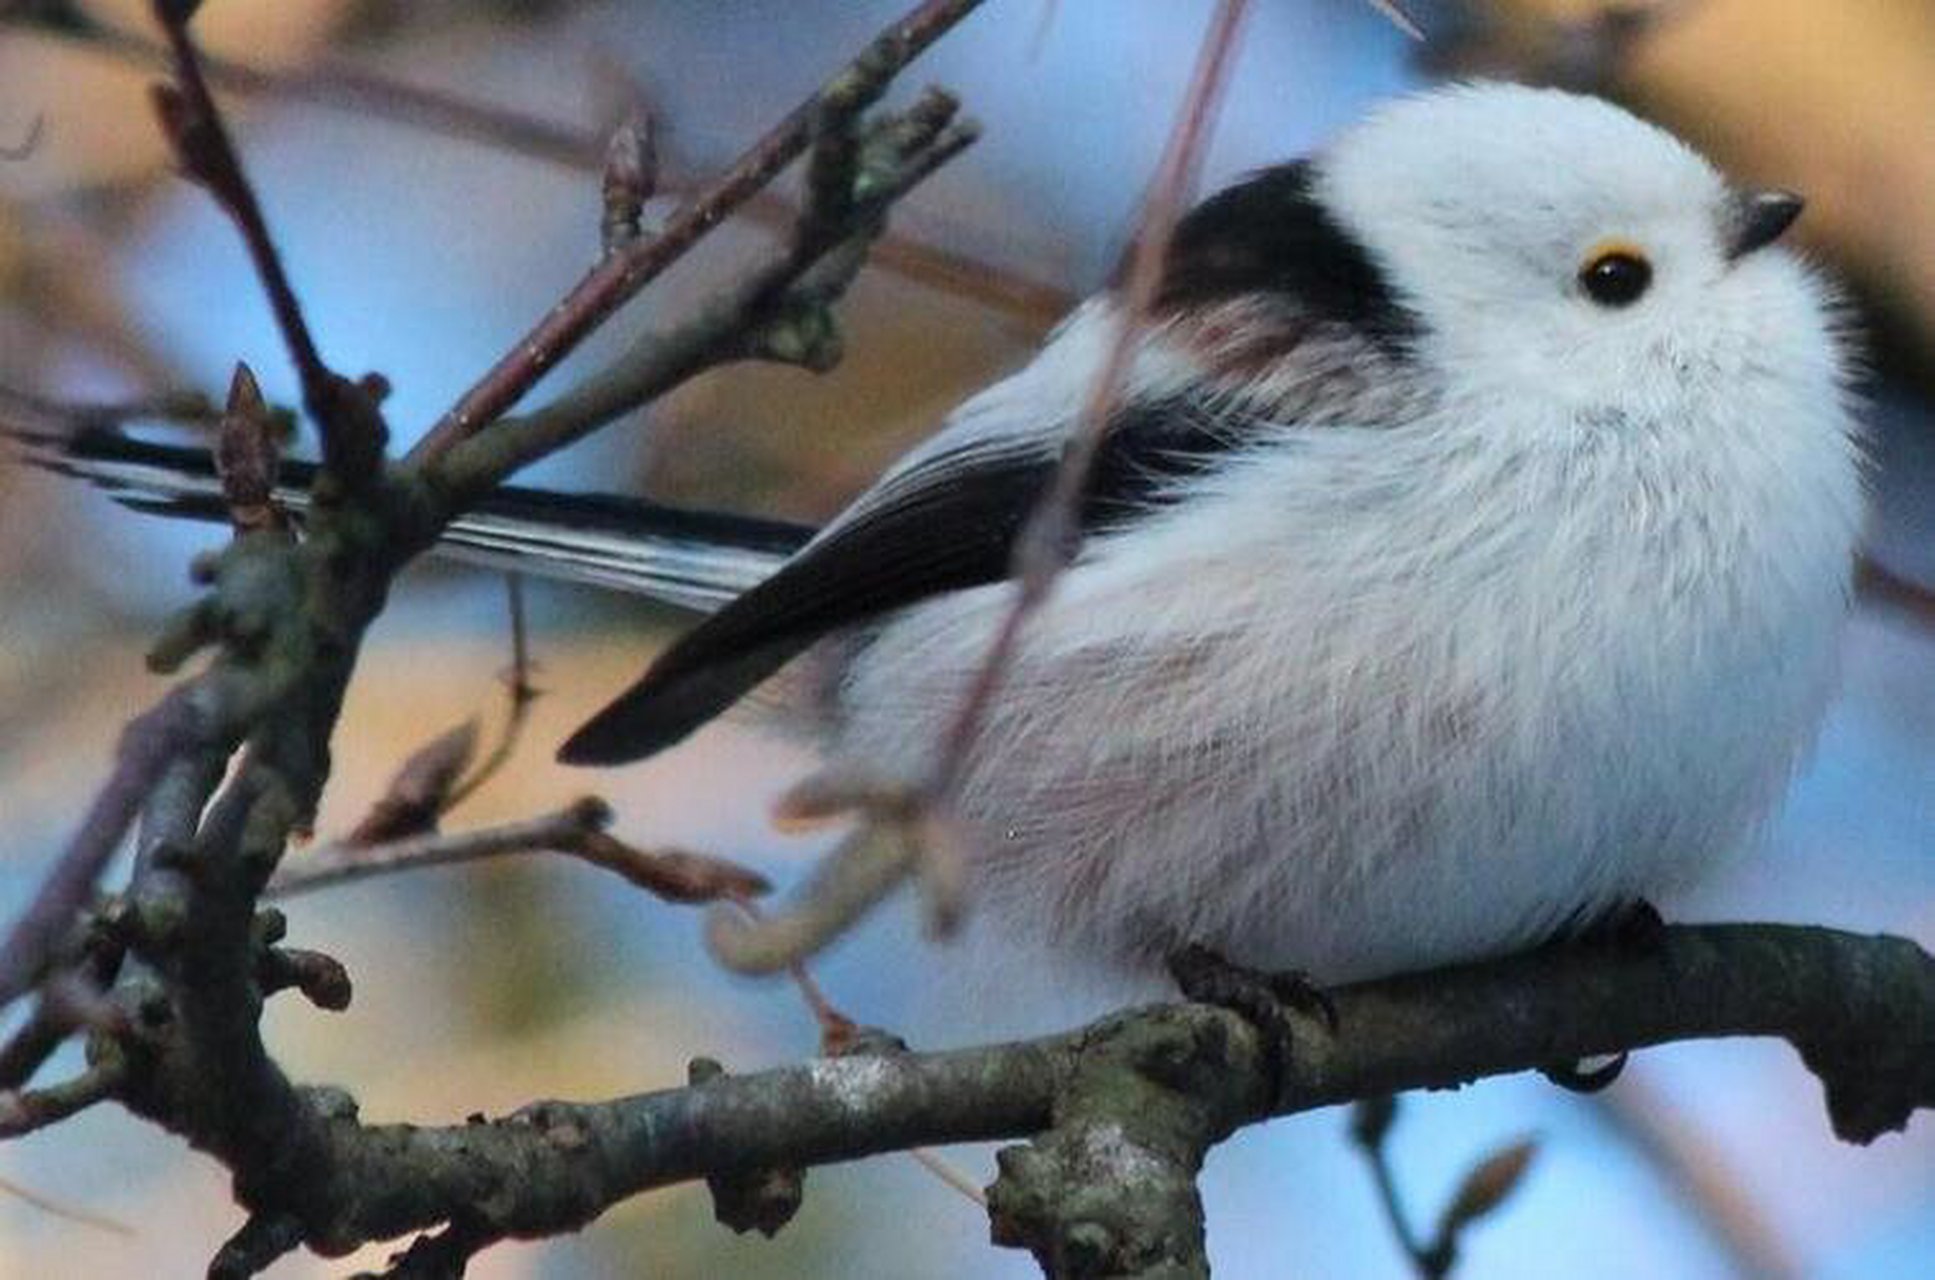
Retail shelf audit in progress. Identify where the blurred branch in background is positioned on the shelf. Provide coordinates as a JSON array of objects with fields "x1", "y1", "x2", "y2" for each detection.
[
  {"x1": 1349, "y1": 1095, "x2": 1539, "y2": 1280},
  {"x1": 0, "y1": 112, "x2": 42, "y2": 159},
  {"x1": 0, "y1": 0, "x2": 1073, "y2": 333},
  {"x1": 1592, "y1": 1076, "x2": 1804, "y2": 1280}
]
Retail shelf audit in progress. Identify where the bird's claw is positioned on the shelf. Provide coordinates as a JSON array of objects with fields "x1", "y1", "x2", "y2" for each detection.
[
  {"x1": 1541, "y1": 1052, "x2": 1628, "y2": 1093},
  {"x1": 1534, "y1": 899, "x2": 1660, "y2": 1093},
  {"x1": 1166, "y1": 943, "x2": 1338, "y2": 1098}
]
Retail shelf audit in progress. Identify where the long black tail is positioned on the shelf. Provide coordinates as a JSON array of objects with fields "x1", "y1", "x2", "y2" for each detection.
[{"x1": 5, "y1": 427, "x2": 814, "y2": 612}]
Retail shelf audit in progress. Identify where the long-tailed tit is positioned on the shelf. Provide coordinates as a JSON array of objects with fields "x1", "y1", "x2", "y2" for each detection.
[{"x1": 18, "y1": 83, "x2": 1863, "y2": 990}]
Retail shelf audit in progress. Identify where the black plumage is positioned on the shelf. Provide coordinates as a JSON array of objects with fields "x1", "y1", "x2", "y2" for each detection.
[{"x1": 1154, "y1": 160, "x2": 1418, "y2": 351}]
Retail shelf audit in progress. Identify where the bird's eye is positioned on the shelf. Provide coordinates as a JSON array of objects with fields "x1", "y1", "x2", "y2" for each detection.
[{"x1": 1578, "y1": 242, "x2": 1653, "y2": 308}]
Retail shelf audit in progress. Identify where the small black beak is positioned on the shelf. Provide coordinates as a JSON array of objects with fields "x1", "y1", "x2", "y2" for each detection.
[{"x1": 1726, "y1": 189, "x2": 1805, "y2": 260}]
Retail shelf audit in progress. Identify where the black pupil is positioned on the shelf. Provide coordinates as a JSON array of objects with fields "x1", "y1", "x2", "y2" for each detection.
[{"x1": 1581, "y1": 252, "x2": 1652, "y2": 307}]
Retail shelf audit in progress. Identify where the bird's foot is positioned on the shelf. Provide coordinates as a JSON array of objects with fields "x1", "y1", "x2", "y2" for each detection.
[
  {"x1": 1540, "y1": 1053, "x2": 1628, "y2": 1093},
  {"x1": 1579, "y1": 898, "x2": 1666, "y2": 950},
  {"x1": 1538, "y1": 898, "x2": 1665, "y2": 1093},
  {"x1": 1165, "y1": 943, "x2": 1338, "y2": 1098}
]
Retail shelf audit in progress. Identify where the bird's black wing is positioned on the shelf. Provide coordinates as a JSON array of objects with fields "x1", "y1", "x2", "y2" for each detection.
[
  {"x1": 562, "y1": 159, "x2": 1422, "y2": 764},
  {"x1": 559, "y1": 395, "x2": 1262, "y2": 764}
]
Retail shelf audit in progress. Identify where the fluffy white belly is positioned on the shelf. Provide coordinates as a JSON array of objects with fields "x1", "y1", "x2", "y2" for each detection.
[{"x1": 827, "y1": 421, "x2": 1860, "y2": 985}]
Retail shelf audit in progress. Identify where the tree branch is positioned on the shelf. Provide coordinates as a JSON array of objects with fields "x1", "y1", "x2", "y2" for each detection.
[
  {"x1": 265, "y1": 796, "x2": 769, "y2": 905},
  {"x1": 404, "y1": 0, "x2": 985, "y2": 467},
  {"x1": 91, "y1": 924, "x2": 1933, "y2": 1272},
  {"x1": 420, "y1": 99, "x2": 977, "y2": 506},
  {"x1": 147, "y1": 1, "x2": 388, "y2": 488},
  {"x1": 0, "y1": 687, "x2": 207, "y2": 1007}
]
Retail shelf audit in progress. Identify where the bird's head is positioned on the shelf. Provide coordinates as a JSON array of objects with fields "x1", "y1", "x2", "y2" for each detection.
[{"x1": 1309, "y1": 81, "x2": 1841, "y2": 421}]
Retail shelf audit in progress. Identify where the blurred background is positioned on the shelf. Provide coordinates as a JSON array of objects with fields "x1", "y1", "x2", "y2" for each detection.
[{"x1": 0, "y1": 0, "x2": 1929, "y2": 1275}]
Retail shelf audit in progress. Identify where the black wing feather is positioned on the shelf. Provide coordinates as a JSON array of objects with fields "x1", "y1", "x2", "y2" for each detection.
[
  {"x1": 10, "y1": 427, "x2": 816, "y2": 557},
  {"x1": 560, "y1": 396, "x2": 1261, "y2": 764}
]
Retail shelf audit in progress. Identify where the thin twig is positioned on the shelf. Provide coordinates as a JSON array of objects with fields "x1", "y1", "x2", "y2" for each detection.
[
  {"x1": 0, "y1": 1062, "x2": 123, "y2": 1139},
  {"x1": 0, "y1": 1170, "x2": 136, "y2": 1238},
  {"x1": 731, "y1": 899, "x2": 983, "y2": 1211},
  {"x1": 267, "y1": 798, "x2": 615, "y2": 897},
  {"x1": 705, "y1": 0, "x2": 1249, "y2": 976},
  {"x1": 426, "y1": 88, "x2": 978, "y2": 500},
  {"x1": 0, "y1": 963, "x2": 122, "y2": 1093},
  {"x1": 0, "y1": 385, "x2": 220, "y2": 435},
  {"x1": 149, "y1": 14, "x2": 325, "y2": 426},
  {"x1": 1349, "y1": 1096, "x2": 1540, "y2": 1278},
  {"x1": 1419, "y1": 0, "x2": 1705, "y2": 91},
  {"x1": 267, "y1": 798, "x2": 770, "y2": 906},
  {"x1": 444, "y1": 574, "x2": 540, "y2": 810},
  {"x1": 1593, "y1": 1080, "x2": 1803, "y2": 1280},
  {"x1": 909, "y1": 1146, "x2": 989, "y2": 1207},
  {"x1": 20, "y1": 15, "x2": 603, "y2": 169},
  {"x1": 0, "y1": 999, "x2": 72, "y2": 1092},
  {"x1": 721, "y1": 896, "x2": 860, "y2": 1047},
  {"x1": 1360, "y1": 0, "x2": 1426, "y2": 41},
  {"x1": 148, "y1": 3, "x2": 385, "y2": 483},
  {"x1": 405, "y1": 0, "x2": 986, "y2": 465},
  {"x1": 1, "y1": 113, "x2": 45, "y2": 159},
  {"x1": 1857, "y1": 554, "x2": 1935, "y2": 633},
  {"x1": 1350, "y1": 1097, "x2": 1438, "y2": 1275},
  {"x1": 0, "y1": 690, "x2": 202, "y2": 1009}
]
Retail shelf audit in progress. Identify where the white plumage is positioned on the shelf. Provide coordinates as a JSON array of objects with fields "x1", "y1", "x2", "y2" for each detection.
[{"x1": 819, "y1": 84, "x2": 1864, "y2": 982}]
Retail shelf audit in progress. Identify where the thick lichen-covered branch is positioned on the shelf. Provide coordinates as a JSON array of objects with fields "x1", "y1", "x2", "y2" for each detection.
[{"x1": 96, "y1": 924, "x2": 1935, "y2": 1273}]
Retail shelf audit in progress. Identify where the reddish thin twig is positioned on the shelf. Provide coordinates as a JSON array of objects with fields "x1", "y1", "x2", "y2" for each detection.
[
  {"x1": 711, "y1": 0, "x2": 1250, "y2": 977},
  {"x1": 268, "y1": 798, "x2": 770, "y2": 906},
  {"x1": 269, "y1": 798, "x2": 612, "y2": 897},
  {"x1": 149, "y1": 17, "x2": 322, "y2": 423},
  {"x1": 405, "y1": 0, "x2": 985, "y2": 465},
  {"x1": 33, "y1": 17, "x2": 601, "y2": 169}
]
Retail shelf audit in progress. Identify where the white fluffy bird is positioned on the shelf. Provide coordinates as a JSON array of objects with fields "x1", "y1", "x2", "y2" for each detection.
[{"x1": 20, "y1": 83, "x2": 1864, "y2": 992}]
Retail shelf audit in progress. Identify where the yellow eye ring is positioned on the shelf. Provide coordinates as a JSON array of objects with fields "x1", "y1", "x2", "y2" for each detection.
[{"x1": 1578, "y1": 239, "x2": 1653, "y2": 307}]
